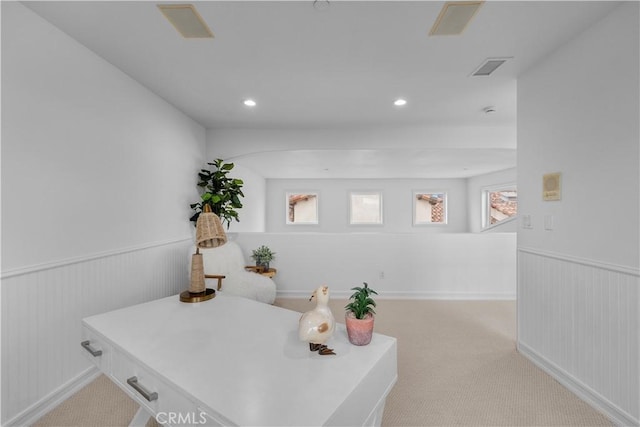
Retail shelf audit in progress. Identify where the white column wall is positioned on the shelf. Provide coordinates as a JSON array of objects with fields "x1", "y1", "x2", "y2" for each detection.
[{"x1": 517, "y1": 3, "x2": 639, "y2": 425}]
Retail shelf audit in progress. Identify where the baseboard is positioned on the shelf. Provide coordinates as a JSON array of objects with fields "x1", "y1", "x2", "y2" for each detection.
[
  {"x1": 277, "y1": 290, "x2": 516, "y2": 300},
  {"x1": 517, "y1": 341, "x2": 638, "y2": 427},
  {"x1": 4, "y1": 367, "x2": 100, "y2": 427}
]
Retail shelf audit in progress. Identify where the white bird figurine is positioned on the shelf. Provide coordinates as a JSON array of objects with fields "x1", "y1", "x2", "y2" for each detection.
[{"x1": 299, "y1": 285, "x2": 336, "y2": 355}]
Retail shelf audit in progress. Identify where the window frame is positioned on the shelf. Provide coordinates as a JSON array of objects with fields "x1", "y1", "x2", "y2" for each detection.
[
  {"x1": 349, "y1": 191, "x2": 383, "y2": 225},
  {"x1": 285, "y1": 192, "x2": 319, "y2": 225},
  {"x1": 413, "y1": 191, "x2": 448, "y2": 226},
  {"x1": 482, "y1": 184, "x2": 518, "y2": 230}
]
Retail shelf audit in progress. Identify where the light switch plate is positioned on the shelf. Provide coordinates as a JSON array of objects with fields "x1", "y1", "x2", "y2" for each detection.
[{"x1": 544, "y1": 214, "x2": 554, "y2": 230}]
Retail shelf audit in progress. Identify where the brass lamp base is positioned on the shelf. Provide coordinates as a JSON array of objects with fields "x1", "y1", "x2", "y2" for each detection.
[{"x1": 179, "y1": 288, "x2": 216, "y2": 303}]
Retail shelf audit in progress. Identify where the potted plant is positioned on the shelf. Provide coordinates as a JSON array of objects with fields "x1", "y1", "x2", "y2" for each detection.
[
  {"x1": 251, "y1": 245, "x2": 275, "y2": 271},
  {"x1": 345, "y1": 282, "x2": 378, "y2": 346},
  {"x1": 190, "y1": 158, "x2": 244, "y2": 229}
]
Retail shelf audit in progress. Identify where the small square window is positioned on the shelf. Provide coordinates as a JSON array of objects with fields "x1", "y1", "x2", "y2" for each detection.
[
  {"x1": 483, "y1": 186, "x2": 517, "y2": 229},
  {"x1": 349, "y1": 192, "x2": 383, "y2": 225},
  {"x1": 414, "y1": 192, "x2": 447, "y2": 225},
  {"x1": 286, "y1": 192, "x2": 318, "y2": 224}
]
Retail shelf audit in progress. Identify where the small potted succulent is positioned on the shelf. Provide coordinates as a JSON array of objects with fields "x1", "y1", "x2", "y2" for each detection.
[
  {"x1": 251, "y1": 245, "x2": 275, "y2": 271},
  {"x1": 345, "y1": 282, "x2": 378, "y2": 346}
]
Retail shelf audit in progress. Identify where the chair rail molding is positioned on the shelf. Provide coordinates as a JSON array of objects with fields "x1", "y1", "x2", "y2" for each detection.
[
  {"x1": 518, "y1": 246, "x2": 640, "y2": 277},
  {"x1": 1, "y1": 237, "x2": 192, "y2": 279}
]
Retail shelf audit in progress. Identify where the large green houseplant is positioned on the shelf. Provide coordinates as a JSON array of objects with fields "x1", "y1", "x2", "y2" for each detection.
[
  {"x1": 345, "y1": 282, "x2": 378, "y2": 346},
  {"x1": 190, "y1": 158, "x2": 244, "y2": 229}
]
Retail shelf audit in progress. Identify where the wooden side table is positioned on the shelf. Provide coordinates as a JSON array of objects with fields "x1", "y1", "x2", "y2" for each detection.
[{"x1": 245, "y1": 266, "x2": 277, "y2": 278}]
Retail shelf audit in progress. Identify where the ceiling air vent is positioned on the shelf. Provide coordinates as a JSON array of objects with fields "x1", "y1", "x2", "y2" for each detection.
[
  {"x1": 429, "y1": 1, "x2": 484, "y2": 36},
  {"x1": 158, "y1": 4, "x2": 214, "y2": 39},
  {"x1": 471, "y1": 58, "x2": 510, "y2": 76}
]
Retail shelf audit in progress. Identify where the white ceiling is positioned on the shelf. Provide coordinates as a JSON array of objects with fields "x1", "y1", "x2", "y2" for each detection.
[{"x1": 23, "y1": 1, "x2": 619, "y2": 179}]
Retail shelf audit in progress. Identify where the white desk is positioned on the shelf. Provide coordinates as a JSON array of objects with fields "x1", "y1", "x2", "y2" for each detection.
[{"x1": 81, "y1": 294, "x2": 397, "y2": 426}]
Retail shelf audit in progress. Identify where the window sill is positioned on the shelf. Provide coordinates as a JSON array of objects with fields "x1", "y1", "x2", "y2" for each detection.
[{"x1": 482, "y1": 216, "x2": 517, "y2": 232}]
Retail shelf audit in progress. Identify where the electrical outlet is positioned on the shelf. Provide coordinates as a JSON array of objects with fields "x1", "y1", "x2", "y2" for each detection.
[{"x1": 379, "y1": 271, "x2": 385, "y2": 279}]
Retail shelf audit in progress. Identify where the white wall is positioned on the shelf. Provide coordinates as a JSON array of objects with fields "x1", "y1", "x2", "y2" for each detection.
[
  {"x1": 517, "y1": 3, "x2": 639, "y2": 425},
  {"x1": 233, "y1": 232, "x2": 516, "y2": 300},
  {"x1": 207, "y1": 126, "x2": 516, "y2": 157},
  {"x1": 230, "y1": 164, "x2": 267, "y2": 232},
  {"x1": 206, "y1": 126, "x2": 516, "y2": 233},
  {"x1": 207, "y1": 126, "x2": 517, "y2": 308},
  {"x1": 266, "y1": 178, "x2": 468, "y2": 233},
  {"x1": 1, "y1": 2, "x2": 4, "y2": 422},
  {"x1": 2, "y1": 3, "x2": 204, "y2": 270},
  {"x1": 517, "y1": 7, "x2": 639, "y2": 268},
  {"x1": 1, "y1": 3, "x2": 205, "y2": 424}
]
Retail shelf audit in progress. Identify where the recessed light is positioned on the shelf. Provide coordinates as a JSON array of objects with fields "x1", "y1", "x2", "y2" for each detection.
[
  {"x1": 394, "y1": 98, "x2": 407, "y2": 107},
  {"x1": 243, "y1": 99, "x2": 257, "y2": 107}
]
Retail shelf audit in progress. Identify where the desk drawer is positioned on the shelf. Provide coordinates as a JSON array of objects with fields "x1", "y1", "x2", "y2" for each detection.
[
  {"x1": 111, "y1": 347, "x2": 197, "y2": 426},
  {"x1": 80, "y1": 327, "x2": 111, "y2": 373}
]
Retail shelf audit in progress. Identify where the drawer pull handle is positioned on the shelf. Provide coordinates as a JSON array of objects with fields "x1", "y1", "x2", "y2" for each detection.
[
  {"x1": 81, "y1": 340, "x2": 102, "y2": 357},
  {"x1": 127, "y1": 376, "x2": 158, "y2": 402}
]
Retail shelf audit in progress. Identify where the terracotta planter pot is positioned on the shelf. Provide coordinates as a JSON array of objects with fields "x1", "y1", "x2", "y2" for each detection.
[{"x1": 345, "y1": 312, "x2": 374, "y2": 346}]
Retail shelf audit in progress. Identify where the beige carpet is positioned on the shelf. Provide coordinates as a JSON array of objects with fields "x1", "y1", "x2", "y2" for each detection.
[
  {"x1": 34, "y1": 299, "x2": 612, "y2": 427},
  {"x1": 31, "y1": 375, "x2": 151, "y2": 427}
]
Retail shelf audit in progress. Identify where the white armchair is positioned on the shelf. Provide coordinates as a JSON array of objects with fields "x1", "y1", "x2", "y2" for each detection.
[{"x1": 190, "y1": 241, "x2": 276, "y2": 304}]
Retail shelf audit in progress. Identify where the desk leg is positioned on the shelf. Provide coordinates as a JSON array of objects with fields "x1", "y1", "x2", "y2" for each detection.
[{"x1": 129, "y1": 405, "x2": 152, "y2": 427}]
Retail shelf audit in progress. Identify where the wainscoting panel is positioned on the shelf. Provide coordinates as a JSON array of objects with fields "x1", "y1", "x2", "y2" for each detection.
[
  {"x1": 517, "y1": 248, "x2": 639, "y2": 425},
  {"x1": 1, "y1": 239, "x2": 192, "y2": 425}
]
